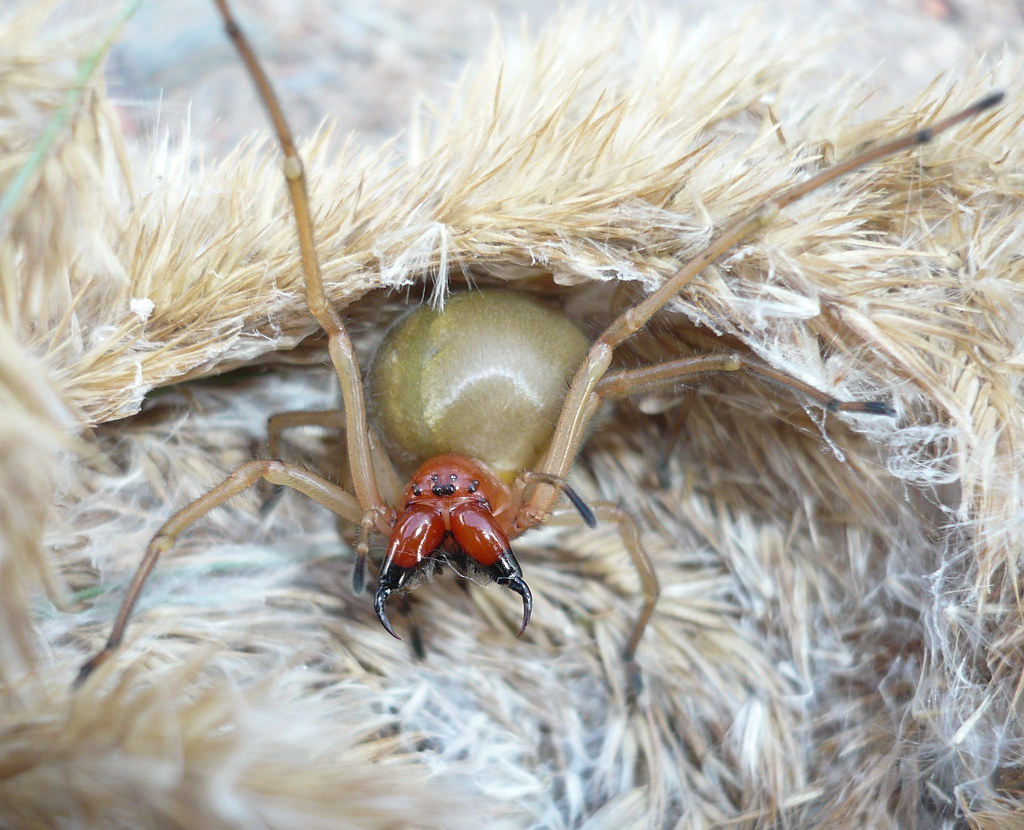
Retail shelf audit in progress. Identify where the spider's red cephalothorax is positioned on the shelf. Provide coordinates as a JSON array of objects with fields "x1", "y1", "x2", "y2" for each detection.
[{"x1": 375, "y1": 453, "x2": 531, "y2": 639}]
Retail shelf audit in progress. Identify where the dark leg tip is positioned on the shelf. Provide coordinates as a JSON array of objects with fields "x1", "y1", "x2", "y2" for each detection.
[
  {"x1": 624, "y1": 657, "x2": 644, "y2": 705},
  {"x1": 978, "y1": 91, "x2": 1005, "y2": 111},
  {"x1": 351, "y1": 555, "x2": 367, "y2": 595},
  {"x1": 73, "y1": 651, "x2": 107, "y2": 689},
  {"x1": 860, "y1": 400, "x2": 897, "y2": 417},
  {"x1": 561, "y1": 483, "x2": 597, "y2": 528},
  {"x1": 828, "y1": 398, "x2": 896, "y2": 417}
]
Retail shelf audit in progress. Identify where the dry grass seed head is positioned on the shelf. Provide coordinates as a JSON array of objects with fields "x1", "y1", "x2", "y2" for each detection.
[{"x1": 2, "y1": 1, "x2": 1023, "y2": 827}]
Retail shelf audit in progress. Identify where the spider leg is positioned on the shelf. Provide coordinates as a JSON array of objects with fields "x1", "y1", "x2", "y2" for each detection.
[
  {"x1": 265, "y1": 407, "x2": 401, "y2": 594},
  {"x1": 516, "y1": 93, "x2": 1001, "y2": 677},
  {"x1": 597, "y1": 93, "x2": 1003, "y2": 360},
  {"x1": 267, "y1": 408, "x2": 342, "y2": 460},
  {"x1": 596, "y1": 351, "x2": 895, "y2": 415},
  {"x1": 263, "y1": 408, "x2": 344, "y2": 513},
  {"x1": 543, "y1": 502, "x2": 656, "y2": 698},
  {"x1": 514, "y1": 351, "x2": 890, "y2": 678},
  {"x1": 516, "y1": 470, "x2": 597, "y2": 528},
  {"x1": 525, "y1": 92, "x2": 1001, "y2": 521},
  {"x1": 589, "y1": 502, "x2": 656, "y2": 697},
  {"x1": 75, "y1": 459, "x2": 364, "y2": 686},
  {"x1": 211, "y1": 0, "x2": 390, "y2": 535}
]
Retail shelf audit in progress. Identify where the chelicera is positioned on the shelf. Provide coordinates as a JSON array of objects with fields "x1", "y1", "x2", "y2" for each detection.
[
  {"x1": 377, "y1": 452, "x2": 529, "y2": 639},
  {"x1": 75, "y1": 0, "x2": 1002, "y2": 686}
]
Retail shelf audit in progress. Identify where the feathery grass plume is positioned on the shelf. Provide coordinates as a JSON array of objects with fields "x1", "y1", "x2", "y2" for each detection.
[
  {"x1": 0, "y1": 322, "x2": 70, "y2": 685},
  {"x1": 2, "y1": 1, "x2": 1022, "y2": 827},
  {"x1": 0, "y1": 0, "x2": 116, "y2": 687}
]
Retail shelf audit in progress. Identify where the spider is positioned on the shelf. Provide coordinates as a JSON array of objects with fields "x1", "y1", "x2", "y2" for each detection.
[{"x1": 75, "y1": 0, "x2": 1002, "y2": 687}]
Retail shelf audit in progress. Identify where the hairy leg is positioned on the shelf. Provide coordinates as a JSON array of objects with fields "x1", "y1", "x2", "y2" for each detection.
[{"x1": 75, "y1": 459, "x2": 362, "y2": 685}]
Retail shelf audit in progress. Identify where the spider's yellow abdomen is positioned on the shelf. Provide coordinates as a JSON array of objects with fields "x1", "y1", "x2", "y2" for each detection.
[{"x1": 369, "y1": 289, "x2": 590, "y2": 483}]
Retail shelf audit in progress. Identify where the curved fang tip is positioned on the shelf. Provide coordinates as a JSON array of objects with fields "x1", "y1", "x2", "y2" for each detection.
[
  {"x1": 503, "y1": 576, "x2": 533, "y2": 637},
  {"x1": 374, "y1": 585, "x2": 401, "y2": 640}
]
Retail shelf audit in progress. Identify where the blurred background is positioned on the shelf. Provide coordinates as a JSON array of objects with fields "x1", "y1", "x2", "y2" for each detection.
[{"x1": 103, "y1": 0, "x2": 1023, "y2": 157}]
